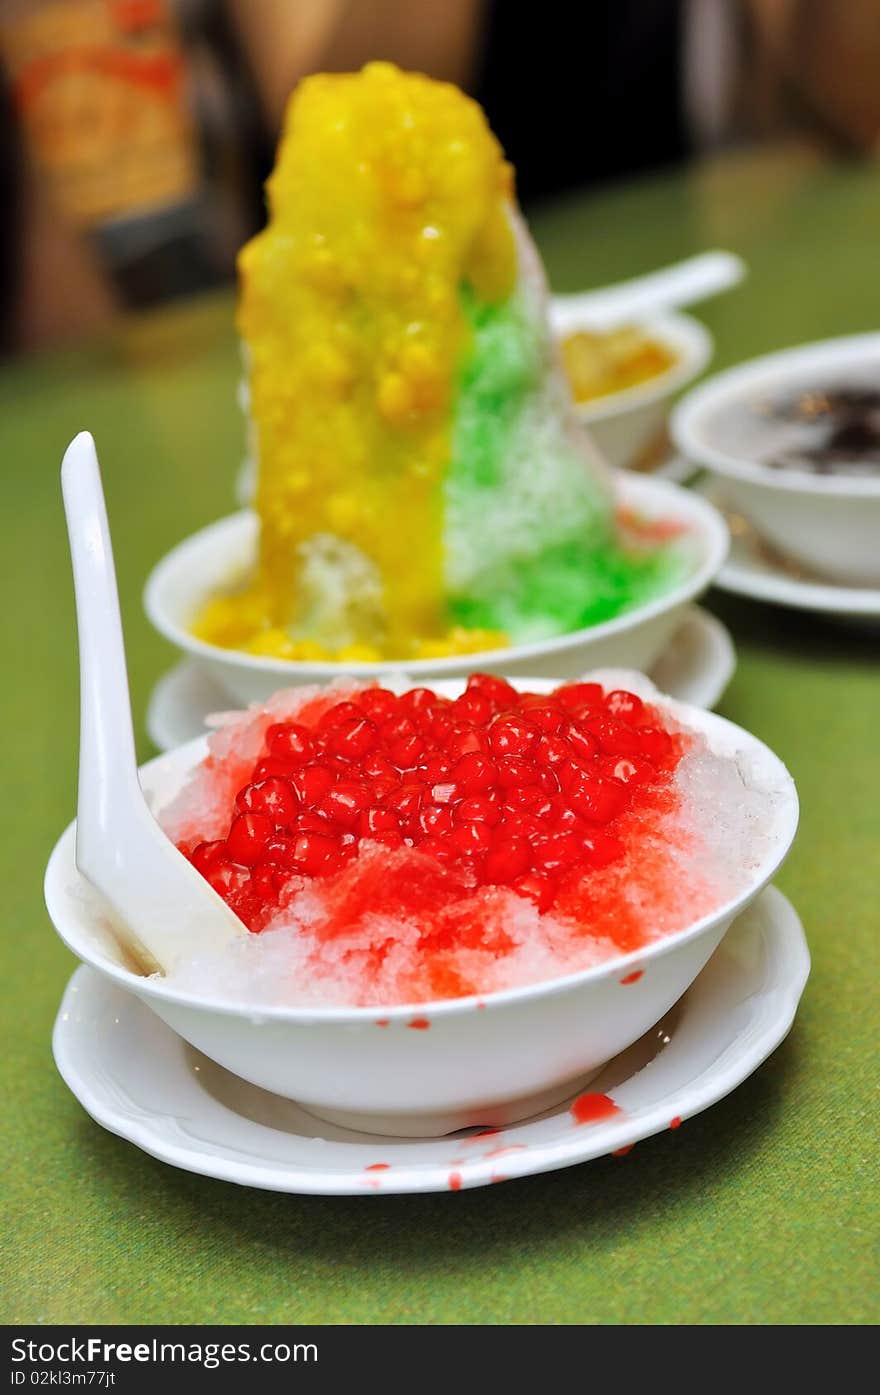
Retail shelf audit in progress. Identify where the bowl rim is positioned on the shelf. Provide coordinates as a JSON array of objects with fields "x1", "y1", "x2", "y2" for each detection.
[
  {"x1": 551, "y1": 307, "x2": 715, "y2": 423},
  {"x1": 670, "y1": 332, "x2": 880, "y2": 497},
  {"x1": 142, "y1": 471, "x2": 730, "y2": 681},
  {"x1": 44, "y1": 689, "x2": 799, "y2": 1025}
]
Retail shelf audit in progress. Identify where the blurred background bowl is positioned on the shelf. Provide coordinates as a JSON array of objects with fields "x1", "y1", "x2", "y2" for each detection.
[
  {"x1": 671, "y1": 334, "x2": 880, "y2": 586},
  {"x1": 550, "y1": 305, "x2": 714, "y2": 470}
]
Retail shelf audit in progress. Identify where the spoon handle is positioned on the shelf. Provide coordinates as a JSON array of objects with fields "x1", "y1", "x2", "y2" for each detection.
[
  {"x1": 61, "y1": 433, "x2": 142, "y2": 822},
  {"x1": 61, "y1": 432, "x2": 242, "y2": 973},
  {"x1": 553, "y1": 250, "x2": 746, "y2": 330}
]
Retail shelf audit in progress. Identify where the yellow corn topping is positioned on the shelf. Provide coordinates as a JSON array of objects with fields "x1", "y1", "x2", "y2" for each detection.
[{"x1": 196, "y1": 62, "x2": 516, "y2": 660}]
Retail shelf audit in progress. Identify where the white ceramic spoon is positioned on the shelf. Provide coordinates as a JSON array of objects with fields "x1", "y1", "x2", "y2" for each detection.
[
  {"x1": 552, "y1": 249, "x2": 746, "y2": 330},
  {"x1": 61, "y1": 431, "x2": 244, "y2": 974}
]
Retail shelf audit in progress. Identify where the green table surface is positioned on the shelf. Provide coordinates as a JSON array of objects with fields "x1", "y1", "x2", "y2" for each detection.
[{"x1": 3, "y1": 143, "x2": 878, "y2": 1326}]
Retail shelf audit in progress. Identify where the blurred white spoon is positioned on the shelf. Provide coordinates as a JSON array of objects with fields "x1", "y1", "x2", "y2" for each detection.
[
  {"x1": 552, "y1": 249, "x2": 746, "y2": 331},
  {"x1": 61, "y1": 431, "x2": 244, "y2": 975}
]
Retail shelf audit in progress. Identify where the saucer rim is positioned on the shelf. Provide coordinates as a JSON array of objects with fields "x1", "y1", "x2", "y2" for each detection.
[
  {"x1": 692, "y1": 477, "x2": 880, "y2": 615},
  {"x1": 51, "y1": 885, "x2": 809, "y2": 1195}
]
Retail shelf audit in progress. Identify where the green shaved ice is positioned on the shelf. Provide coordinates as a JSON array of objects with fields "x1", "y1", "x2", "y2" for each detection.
[
  {"x1": 444, "y1": 282, "x2": 687, "y2": 639},
  {"x1": 449, "y1": 537, "x2": 689, "y2": 640}
]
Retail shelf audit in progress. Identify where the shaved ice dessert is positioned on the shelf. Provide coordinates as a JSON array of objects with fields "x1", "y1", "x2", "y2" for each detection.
[
  {"x1": 160, "y1": 674, "x2": 781, "y2": 1006},
  {"x1": 194, "y1": 62, "x2": 689, "y2": 664}
]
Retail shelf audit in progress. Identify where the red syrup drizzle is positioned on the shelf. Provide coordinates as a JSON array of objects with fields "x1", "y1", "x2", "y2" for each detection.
[
  {"x1": 176, "y1": 676, "x2": 691, "y2": 1003},
  {"x1": 620, "y1": 969, "x2": 644, "y2": 985},
  {"x1": 407, "y1": 1017, "x2": 431, "y2": 1030},
  {"x1": 448, "y1": 1171, "x2": 463, "y2": 1191},
  {"x1": 570, "y1": 1092, "x2": 622, "y2": 1125},
  {"x1": 365, "y1": 1163, "x2": 390, "y2": 1171},
  {"x1": 669, "y1": 1116, "x2": 682, "y2": 1129}
]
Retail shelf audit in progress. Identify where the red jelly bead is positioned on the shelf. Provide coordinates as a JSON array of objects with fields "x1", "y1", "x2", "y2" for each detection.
[
  {"x1": 291, "y1": 831, "x2": 341, "y2": 876},
  {"x1": 387, "y1": 731, "x2": 426, "y2": 769},
  {"x1": 226, "y1": 812, "x2": 274, "y2": 867},
  {"x1": 604, "y1": 690, "x2": 645, "y2": 725},
  {"x1": 537, "y1": 764, "x2": 561, "y2": 794},
  {"x1": 561, "y1": 720, "x2": 599, "y2": 764},
  {"x1": 488, "y1": 715, "x2": 539, "y2": 758},
  {"x1": 251, "y1": 862, "x2": 284, "y2": 902},
  {"x1": 466, "y1": 673, "x2": 519, "y2": 709},
  {"x1": 316, "y1": 781, "x2": 370, "y2": 829},
  {"x1": 384, "y1": 783, "x2": 425, "y2": 826},
  {"x1": 430, "y1": 779, "x2": 460, "y2": 806},
  {"x1": 534, "y1": 733, "x2": 570, "y2": 767},
  {"x1": 566, "y1": 775, "x2": 629, "y2": 825},
  {"x1": 206, "y1": 862, "x2": 251, "y2": 898},
  {"x1": 454, "y1": 795, "x2": 502, "y2": 826},
  {"x1": 639, "y1": 726, "x2": 674, "y2": 764},
  {"x1": 510, "y1": 872, "x2": 556, "y2": 912},
  {"x1": 503, "y1": 785, "x2": 545, "y2": 811},
  {"x1": 326, "y1": 716, "x2": 378, "y2": 761},
  {"x1": 419, "y1": 803, "x2": 454, "y2": 837},
  {"x1": 585, "y1": 715, "x2": 641, "y2": 759},
  {"x1": 397, "y1": 688, "x2": 438, "y2": 720},
  {"x1": 483, "y1": 837, "x2": 531, "y2": 884},
  {"x1": 450, "y1": 821, "x2": 494, "y2": 857},
  {"x1": 554, "y1": 682, "x2": 604, "y2": 714},
  {"x1": 234, "y1": 777, "x2": 299, "y2": 826},
  {"x1": 291, "y1": 764, "x2": 335, "y2": 808},
  {"x1": 262, "y1": 834, "x2": 299, "y2": 867},
  {"x1": 190, "y1": 840, "x2": 227, "y2": 874},
  {"x1": 359, "y1": 752, "x2": 399, "y2": 781},
  {"x1": 445, "y1": 725, "x2": 490, "y2": 759},
  {"x1": 250, "y1": 756, "x2": 298, "y2": 782},
  {"x1": 359, "y1": 807, "x2": 401, "y2": 837},
  {"x1": 450, "y1": 753, "x2": 498, "y2": 794},
  {"x1": 495, "y1": 755, "x2": 540, "y2": 789},
  {"x1": 318, "y1": 700, "x2": 364, "y2": 732},
  {"x1": 358, "y1": 688, "x2": 399, "y2": 722},
  {"x1": 416, "y1": 754, "x2": 453, "y2": 785},
  {"x1": 517, "y1": 698, "x2": 565, "y2": 732},
  {"x1": 450, "y1": 691, "x2": 494, "y2": 726},
  {"x1": 266, "y1": 722, "x2": 315, "y2": 765},
  {"x1": 600, "y1": 756, "x2": 652, "y2": 785},
  {"x1": 370, "y1": 829, "x2": 405, "y2": 850},
  {"x1": 429, "y1": 710, "x2": 455, "y2": 744}
]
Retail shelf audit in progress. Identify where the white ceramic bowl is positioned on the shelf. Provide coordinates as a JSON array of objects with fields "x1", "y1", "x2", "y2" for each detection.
[
  {"x1": 549, "y1": 305, "x2": 714, "y2": 469},
  {"x1": 44, "y1": 676, "x2": 797, "y2": 1138},
  {"x1": 671, "y1": 334, "x2": 880, "y2": 585},
  {"x1": 144, "y1": 471, "x2": 729, "y2": 707}
]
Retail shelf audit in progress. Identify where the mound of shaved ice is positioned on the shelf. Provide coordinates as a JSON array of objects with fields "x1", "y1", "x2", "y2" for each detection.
[{"x1": 158, "y1": 675, "x2": 787, "y2": 1007}]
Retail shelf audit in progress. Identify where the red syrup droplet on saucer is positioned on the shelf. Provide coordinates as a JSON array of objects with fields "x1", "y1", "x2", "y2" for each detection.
[{"x1": 570, "y1": 1092, "x2": 621, "y2": 1125}]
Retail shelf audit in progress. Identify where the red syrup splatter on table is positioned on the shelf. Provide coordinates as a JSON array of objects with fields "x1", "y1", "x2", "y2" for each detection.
[
  {"x1": 171, "y1": 675, "x2": 697, "y2": 1004},
  {"x1": 620, "y1": 969, "x2": 644, "y2": 985},
  {"x1": 570, "y1": 1092, "x2": 622, "y2": 1125}
]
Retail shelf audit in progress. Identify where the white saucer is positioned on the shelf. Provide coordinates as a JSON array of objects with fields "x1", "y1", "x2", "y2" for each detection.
[
  {"x1": 52, "y1": 886, "x2": 808, "y2": 1195},
  {"x1": 146, "y1": 604, "x2": 735, "y2": 752},
  {"x1": 693, "y1": 477, "x2": 880, "y2": 622}
]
